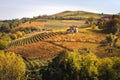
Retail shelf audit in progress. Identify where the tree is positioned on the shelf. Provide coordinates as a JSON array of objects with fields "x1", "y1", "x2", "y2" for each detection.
[
  {"x1": 106, "y1": 33, "x2": 118, "y2": 47},
  {"x1": 111, "y1": 57, "x2": 120, "y2": 80},
  {"x1": 41, "y1": 50, "x2": 120, "y2": 80},
  {"x1": 97, "y1": 20, "x2": 105, "y2": 29},
  {"x1": 16, "y1": 31, "x2": 23, "y2": 38},
  {"x1": 42, "y1": 50, "x2": 82, "y2": 80},
  {"x1": 0, "y1": 51, "x2": 27, "y2": 80},
  {"x1": 87, "y1": 17, "x2": 94, "y2": 25},
  {"x1": 0, "y1": 32, "x2": 11, "y2": 42},
  {"x1": 98, "y1": 58, "x2": 114, "y2": 80},
  {"x1": 0, "y1": 22, "x2": 10, "y2": 32},
  {"x1": 42, "y1": 51, "x2": 99, "y2": 80},
  {"x1": 0, "y1": 32, "x2": 11, "y2": 50},
  {"x1": 10, "y1": 34, "x2": 18, "y2": 40},
  {"x1": 103, "y1": 17, "x2": 120, "y2": 34},
  {"x1": 0, "y1": 40, "x2": 9, "y2": 50},
  {"x1": 79, "y1": 53, "x2": 99, "y2": 80}
]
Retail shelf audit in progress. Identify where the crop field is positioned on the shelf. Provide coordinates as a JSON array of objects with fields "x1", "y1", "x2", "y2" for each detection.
[
  {"x1": 7, "y1": 41, "x2": 63, "y2": 59},
  {"x1": 44, "y1": 20, "x2": 86, "y2": 31},
  {"x1": 46, "y1": 30, "x2": 105, "y2": 42},
  {"x1": 19, "y1": 21, "x2": 44, "y2": 28}
]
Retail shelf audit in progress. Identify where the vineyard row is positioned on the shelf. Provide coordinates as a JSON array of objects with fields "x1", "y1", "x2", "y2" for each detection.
[{"x1": 9, "y1": 32, "x2": 63, "y2": 48}]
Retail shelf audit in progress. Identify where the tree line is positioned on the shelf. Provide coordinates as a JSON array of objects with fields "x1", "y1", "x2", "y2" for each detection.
[{"x1": 42, "y1": 50, "x2": 120, "y2": 80}]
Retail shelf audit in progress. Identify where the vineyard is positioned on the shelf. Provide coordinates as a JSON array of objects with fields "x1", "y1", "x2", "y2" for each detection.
[
  {"x1": 7, "y1": 29, "x2": 106, "y2": 58},
  {"x1": 9, "y1": 32, "x2": 63, "y2": 48}
]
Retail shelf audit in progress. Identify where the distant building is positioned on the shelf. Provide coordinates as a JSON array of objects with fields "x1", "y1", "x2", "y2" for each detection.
[
  {"x1": 100, "y1": 15, "x2": 111, "y2": 21},
  {"x1": 66, "y1": 25, "x2": 78, "y2": 33}
]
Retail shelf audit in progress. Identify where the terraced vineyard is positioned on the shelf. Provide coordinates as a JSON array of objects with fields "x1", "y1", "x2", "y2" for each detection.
[{"x1": 9, "y1": 32, "x2": 63, "y2": 48}]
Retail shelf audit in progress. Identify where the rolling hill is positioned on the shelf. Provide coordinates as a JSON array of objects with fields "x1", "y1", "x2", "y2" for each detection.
[
  {"x1": 33, "y1": 10, "x2": 108, "y2": 21},
  {"x1": 49, "y1": 10, "x2": 103, "y2": 19}
]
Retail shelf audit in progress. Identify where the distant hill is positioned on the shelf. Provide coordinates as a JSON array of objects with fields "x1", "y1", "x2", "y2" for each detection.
[
  {"x1": 49, "y1": 10, "x2": 104, "y2": 20},
  {"x1": 33, "y1": 10, "x2": 108, "y2": 21}
]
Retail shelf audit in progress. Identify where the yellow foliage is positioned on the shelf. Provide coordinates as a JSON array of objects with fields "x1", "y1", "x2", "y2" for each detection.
[
  {"x1": 0, "y1": 51, "x2": 26, "y2": 80},
  {"x1": 16, "y1": 31, "x2": 23, "y2": 38},
  {"x1": 116, "y1": 38, "x2": 120, "y2": 47}
]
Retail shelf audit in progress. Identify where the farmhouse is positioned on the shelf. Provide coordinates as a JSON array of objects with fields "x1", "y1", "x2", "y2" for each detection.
[
  {"x1": 66, "y1": 25, "x2": 78, "y2": 33},
  {"x1": 100, "y1": 15, "x2": 111, "y2": 21}
]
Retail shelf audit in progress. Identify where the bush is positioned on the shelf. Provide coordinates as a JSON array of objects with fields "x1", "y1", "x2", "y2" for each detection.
[{"x1": 0, "y1": 51, "x2": 27, "y2": 80}]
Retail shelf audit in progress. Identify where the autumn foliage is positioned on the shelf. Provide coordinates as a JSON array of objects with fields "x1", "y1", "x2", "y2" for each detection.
[
  {"x1": 19, "y1": 21, "x2": 44, "y2": 28},
  {"x1": 0, "y1": 51, "x2": 26, "y2": 80},
  {"x1": 42, "y1": 50, "x2": 120, "y2": 80}
]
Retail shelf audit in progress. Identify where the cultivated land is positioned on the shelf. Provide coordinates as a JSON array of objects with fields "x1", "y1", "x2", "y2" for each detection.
[
  {"x1": 19, "y1": 21, "x2": 44, "y2": 28},
  {"x1": 7, "y1": 19, "x2": 120, "y2": 59},
  {"x1": 44, "y1": 20, "x2": 85, "y2": 31},
  {"x1": 7, "y1": 20, "x2": 106, "y2": 59}
]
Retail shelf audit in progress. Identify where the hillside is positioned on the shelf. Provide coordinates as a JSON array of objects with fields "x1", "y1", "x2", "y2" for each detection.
[
  {"x1": 49, "y1": 10, "x2": 103, "y2": 19},
  {"x1": 7, "y1": 28, "x2": 106, "y2": 59}
]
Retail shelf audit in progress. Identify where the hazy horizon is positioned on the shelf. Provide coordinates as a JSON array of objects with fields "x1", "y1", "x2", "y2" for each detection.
[{"x1": 0, "y1": 0, "x2": 120, "y2": 20}]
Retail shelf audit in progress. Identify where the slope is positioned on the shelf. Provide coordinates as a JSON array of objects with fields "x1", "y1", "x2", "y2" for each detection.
[{"x1": 50, "y1": 10, "x2": 103, "y2": 19}]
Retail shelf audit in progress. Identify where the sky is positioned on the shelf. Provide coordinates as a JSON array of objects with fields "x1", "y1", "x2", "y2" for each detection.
[{"x1": 0, "y1": 0, "x2": 120, "y2": 20}]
